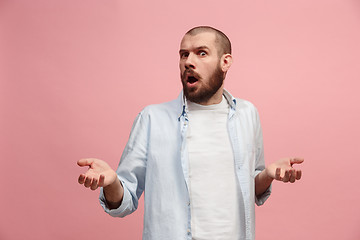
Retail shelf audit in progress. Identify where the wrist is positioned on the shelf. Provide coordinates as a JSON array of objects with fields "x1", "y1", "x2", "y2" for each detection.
[
  {"x1": 264, "y1": 167, "x2": 275, "y2": 181},
  {"x1": 104, "y1": 176, "x2": 121, "y2": 191},
  {"x1": 103, "y1": 179, "x2": 124, "y2": 209}
]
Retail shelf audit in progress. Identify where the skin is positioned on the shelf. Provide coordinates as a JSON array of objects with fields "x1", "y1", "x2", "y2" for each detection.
[
  {"x1": 77, "y1": 31, "x2": 303, "y2": 208},
  {"x1": 179, "y1": 31, "x2": 232, "y2": 105},
  {"x1": 255, "y1": 158, "x2": 304, "y2": 197}
]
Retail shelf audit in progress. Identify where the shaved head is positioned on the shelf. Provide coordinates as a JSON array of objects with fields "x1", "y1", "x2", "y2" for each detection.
[{"x1": 185, "y1": 26, "x2": 232, "y2": 57}]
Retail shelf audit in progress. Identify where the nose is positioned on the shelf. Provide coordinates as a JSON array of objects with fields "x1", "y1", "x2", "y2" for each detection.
[{"x1": 185, "y1": 53, "x2": 195, "y2": 70}]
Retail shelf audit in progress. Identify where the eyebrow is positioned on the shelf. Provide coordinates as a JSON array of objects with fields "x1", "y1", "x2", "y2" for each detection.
[{"x1": 179, "y1": 46, "x2": 210, "y2": 54}]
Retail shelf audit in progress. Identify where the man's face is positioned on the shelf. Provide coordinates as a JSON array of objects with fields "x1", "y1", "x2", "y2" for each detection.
[{"x1": 179, "y1": 32, "x2": 225, "y2": 104}]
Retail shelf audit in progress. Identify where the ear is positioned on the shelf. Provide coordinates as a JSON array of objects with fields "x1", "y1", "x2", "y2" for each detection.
[{"x1": 220, "y1": 54, "x2": 233, "y2": 72}]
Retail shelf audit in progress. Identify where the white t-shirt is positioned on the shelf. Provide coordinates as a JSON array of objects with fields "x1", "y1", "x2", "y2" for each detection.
[{"x1": 187, "y1": 96, "x2": 243, "y2": 240}]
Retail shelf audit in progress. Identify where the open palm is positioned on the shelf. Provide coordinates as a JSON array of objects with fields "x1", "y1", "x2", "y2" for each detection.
[{"x1": 77, "y1": 158, "x2": 117, "y2": 190}]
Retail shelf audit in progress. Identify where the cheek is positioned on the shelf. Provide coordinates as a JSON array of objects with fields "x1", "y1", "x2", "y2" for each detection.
[
  {"x1": 179, "y1": 62, "x2": 186, "y2": 71},
  {"x1": 202, "y1": 64, "x2": 214, "y2": 76}
]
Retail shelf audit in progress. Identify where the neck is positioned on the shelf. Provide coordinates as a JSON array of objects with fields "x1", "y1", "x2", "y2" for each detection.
[{"x1": 197, "y1": 86, "x2": 224, "y2": 105}]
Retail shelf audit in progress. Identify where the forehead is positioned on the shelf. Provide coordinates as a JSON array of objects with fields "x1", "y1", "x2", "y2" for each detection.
[{"x1": 180, "y1": 32, "x2": 217, "y2": 50}]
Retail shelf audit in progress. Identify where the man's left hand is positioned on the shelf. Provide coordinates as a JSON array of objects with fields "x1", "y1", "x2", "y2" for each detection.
[{"x1": 266, "y1": 158, "x2": 304, "y2": 183}]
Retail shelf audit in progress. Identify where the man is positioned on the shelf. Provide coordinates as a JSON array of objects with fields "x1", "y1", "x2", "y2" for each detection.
[{"x1": 77, "y1": 26, "x2": 303, "y2": 240}]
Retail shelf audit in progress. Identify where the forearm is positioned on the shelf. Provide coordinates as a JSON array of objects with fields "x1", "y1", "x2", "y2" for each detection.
[
  {"x1": 255, "y1": 169, "x2": 273, "y2": 197},
  {"x1": 103, "y1": 178, "x2": 124, "y2": 209}
]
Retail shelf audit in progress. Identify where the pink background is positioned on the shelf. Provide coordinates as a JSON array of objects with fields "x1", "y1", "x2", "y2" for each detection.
[{"x1": 1, "y1": 0, "x2": 360, "y2": 239}]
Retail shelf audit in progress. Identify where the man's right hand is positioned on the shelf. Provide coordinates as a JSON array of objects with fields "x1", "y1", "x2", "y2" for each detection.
[
  {"x1": 77, "y1": 158, "x2": 124, "y2": 209},
  {"x1": 77, "y1": 158, "x2": 118, "y2": 191}
]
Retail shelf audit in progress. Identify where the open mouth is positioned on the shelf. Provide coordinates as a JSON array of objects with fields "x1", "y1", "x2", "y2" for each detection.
[
  {"x1": 184, "y1": 69, "x2": 200, "y2": 85},
  {"x1": 187, "y1": 75, "x2": 198, "y2": 84}
]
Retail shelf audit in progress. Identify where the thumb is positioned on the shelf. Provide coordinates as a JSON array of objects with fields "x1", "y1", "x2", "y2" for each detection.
[
  {"x1": 77, "y1": 158, "x2": 94, "y2": 167},
  {"x1": 290, "y1": 158, "x2": 304, "y2": 165}
]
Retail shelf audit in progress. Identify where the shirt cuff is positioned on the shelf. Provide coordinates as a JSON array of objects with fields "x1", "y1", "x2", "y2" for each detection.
[{"x1": 99, "y1": 179, "x2": 132, "y2": 217}]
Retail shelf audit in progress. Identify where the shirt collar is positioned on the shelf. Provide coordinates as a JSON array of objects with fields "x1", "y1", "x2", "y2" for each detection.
[{"x1": 177, "y1": 89, "x2": 237, "y2": 120}]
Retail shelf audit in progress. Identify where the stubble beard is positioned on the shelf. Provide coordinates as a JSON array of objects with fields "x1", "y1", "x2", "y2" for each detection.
[{"x1": 181, "y1": 64, "x2": 224, "y2": 104}]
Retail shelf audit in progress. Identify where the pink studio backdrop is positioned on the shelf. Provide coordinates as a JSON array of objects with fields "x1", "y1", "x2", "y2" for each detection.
[{"x1": 1, "y1": 0, "x2": 359, "y2": 239}]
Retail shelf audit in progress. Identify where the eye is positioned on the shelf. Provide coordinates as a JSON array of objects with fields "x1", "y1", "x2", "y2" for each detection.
[
  {"x1": 199, "y1": 51, "x2": 207, "y2": 57},
  {"x1": 180, "y1": 52, "x2": 189, "y2": 58}
]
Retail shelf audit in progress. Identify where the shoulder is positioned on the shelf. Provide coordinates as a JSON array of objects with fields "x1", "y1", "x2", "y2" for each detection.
[
  {"x1": 232, "y1": 97, "x2": 261, "y2": 125},
  {"x1": 234, "y1": 98, "x2": 258, "y2": 113},
  {"x1": 139, "y1": 97, "x2": 181, "y2": 119},
  {"x1": 223, "y1": 89, "x2": 258, "y2": 114}
]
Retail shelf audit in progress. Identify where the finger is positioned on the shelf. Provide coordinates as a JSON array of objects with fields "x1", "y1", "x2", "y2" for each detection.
[
  {"x1": 289, "y1": 169, "x2": 296, "y2": 183},
  {"x1": 77, "y1": 158, "x2": 94, "y2": 167},
  {"x1": 275, "y1": 168, "x2": 281, "y2": 180},
  {"x1": 296, "y1": 170, "x2": 302, "y2": 180},
  {"x1": 90, "y1": 178, "x2": 98, "y2": 191},
  {"x1": 290, "y1": 158, "x2": 304, "y2": 165},
  {"x1": 98, "y1": 175, "x2": 105, "y2": 187},
  {"x1": 283, "y1": 170, "x2": 290, "y2": 182},
  {"x1": 78, "y1": 174, "x2": 86, "y2": 184},
  {"x1": 84, "y1": 176, "x2": 92, "y2": 188}
]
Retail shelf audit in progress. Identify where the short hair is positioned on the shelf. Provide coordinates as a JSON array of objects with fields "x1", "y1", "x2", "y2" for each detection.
[{"x1": 185, "y1": 26, "x2": 232, "y2": 56}]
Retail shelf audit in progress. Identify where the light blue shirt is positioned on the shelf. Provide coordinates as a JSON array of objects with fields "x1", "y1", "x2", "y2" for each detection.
[{"x1": 99, "y1": 89, "x2": 271, "y2": 240}]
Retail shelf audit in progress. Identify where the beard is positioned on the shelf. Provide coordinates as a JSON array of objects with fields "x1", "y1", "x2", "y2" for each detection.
[{"x1": 181, "y1": 64, "x2": 224, "y2": 104}]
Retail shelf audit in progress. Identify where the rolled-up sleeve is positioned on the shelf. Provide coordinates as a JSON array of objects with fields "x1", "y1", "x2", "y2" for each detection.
[
  {"x1": 253, "y1": 107, "x2": 272, "y2": 206},
  {"x1": 99, "y1": 110, "x2": 149, "y2": 217},
  {"x1": 99, "y1": 178, "x2": 134, "y2": 217}
]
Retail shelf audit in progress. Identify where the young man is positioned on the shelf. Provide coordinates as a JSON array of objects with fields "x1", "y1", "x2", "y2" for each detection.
[{"x1": 78, "y1": 26, "x2": 303, "y2": 240}]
